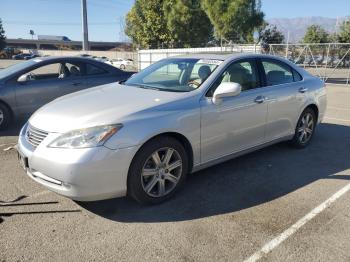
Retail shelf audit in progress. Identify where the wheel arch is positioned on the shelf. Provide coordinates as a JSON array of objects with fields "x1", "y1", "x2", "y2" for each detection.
[
  {"x1": 0, "y1": 99, "x2": 14, "y2": 118},
  {"x1": 303, "y1": 103, "x2": 319, "y2": 123}
]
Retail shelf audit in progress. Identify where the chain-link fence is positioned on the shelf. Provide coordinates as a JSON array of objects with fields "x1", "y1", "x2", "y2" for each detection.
[
  {"x1": 137, "y1": 42, "x2": 350, "y2": 85},
  {"x1": 267, "y1": 43, "x2": 350, "y2": 85},
  {"x1": 138, "y1": 44, "x2": 261, "y2": 70}
]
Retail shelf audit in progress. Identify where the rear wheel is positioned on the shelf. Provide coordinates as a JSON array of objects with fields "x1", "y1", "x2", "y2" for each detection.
[
  {"x1": 290, "y1": 108, "x2": 316, "y2": 148},
  {"x1": 0, "y1": 103, "x2": 11, "y2": 131},
  {"x1": 128, "y1": 136, "x2": 188, "y2": 204}
]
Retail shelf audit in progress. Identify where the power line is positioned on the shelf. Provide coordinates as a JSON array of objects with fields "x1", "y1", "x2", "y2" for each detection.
[{"x1": 3, "y1": 20, "x2": 120, "y2": 26}]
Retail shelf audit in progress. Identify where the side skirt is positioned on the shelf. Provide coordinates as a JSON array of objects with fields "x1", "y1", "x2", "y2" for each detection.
[{"x1": 191, "y1": 135, "x2": 293, "y2": 173}]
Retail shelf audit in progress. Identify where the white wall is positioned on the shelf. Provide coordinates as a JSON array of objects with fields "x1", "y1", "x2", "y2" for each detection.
[
  {"x1": 137, "y1": 45, "x2": 261, "y2": 70},
  {"x1": 21, "y1": 49, "x2": 137, "y2": 60}
]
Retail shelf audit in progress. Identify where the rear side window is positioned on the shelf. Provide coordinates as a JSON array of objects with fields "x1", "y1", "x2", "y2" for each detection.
[
  {"x1": 85, "y1": 63, "x2": 107, "y2": 75},
  {"x1": 65, "y1": 62, "x2": 83, "y2": 77},
  {"x1": 262, "y1": 59, "x2": 294, "y2": 86}
]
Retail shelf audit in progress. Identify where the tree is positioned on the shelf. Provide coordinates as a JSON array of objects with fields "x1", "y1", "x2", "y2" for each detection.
[
  {"x1": 0, "y1": 18, "x2": 6, "y2": 51},
  {"x1": 259, "y1": 24, "x2": 284, "y2": 44},
  {"x1": 125, "y1": 0, "x2": 171, "y2": 48},
  {"x1": 125, "y1": 0, "x2": 213, "y2": 48},
  {"x1": 202, "y1": 0, "x2": 264, "y2": 43},
  {"x1": 303, "y1": 25, "x2": 330, "y2": 43},
  {"x1": 163, "y1": 0, "x2": 212, "y2": 47},
  {"x1": 337, "y1": 20, "x2": 350, "y2": 43}
]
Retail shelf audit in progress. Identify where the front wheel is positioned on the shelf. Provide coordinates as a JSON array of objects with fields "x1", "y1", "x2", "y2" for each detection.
[
  {"x1": 127, "y1": 136, "x2": 188, "y2": 204},
  {"x1": 0, "y1": 103, "x2": 11, "y2": 131},
  {"x1": 290, "y1": 108, "x2": 316, "y2": 148}
]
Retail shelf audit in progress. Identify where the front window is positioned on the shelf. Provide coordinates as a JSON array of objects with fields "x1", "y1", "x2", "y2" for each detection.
[
  {"x1": 0, "y1": 59, "x2": 39, "y2": 79},
  {"x1": 124, "y1": 58, "x2": 222, "y2": 92},
  {"x1": 207, "y1": 59, "x2": 260, "y2": 97}
]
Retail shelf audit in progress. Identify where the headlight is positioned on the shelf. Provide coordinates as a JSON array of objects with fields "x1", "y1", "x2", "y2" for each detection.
[{"x1": 48, "y1": 124, "x2": 123, "y2": 149}]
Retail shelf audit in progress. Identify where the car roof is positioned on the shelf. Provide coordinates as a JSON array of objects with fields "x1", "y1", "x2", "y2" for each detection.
[
  {"x1": 24, "y1": 56, "x2": 126, "y2": 73},
  {"x1": 33, "y1": 56, "x2": 99, "y2": 62},
  {"x1": 171, "y1": 53, "x2": 291, "y2": 62}
]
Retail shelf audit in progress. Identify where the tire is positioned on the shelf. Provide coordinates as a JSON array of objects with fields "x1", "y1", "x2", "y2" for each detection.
[
  {"x1": 0, "y1": 103, "x2": 11, "y2": 131},
  {"x1": 120, "y1": 64, "x2": 126, "y2": 70},
  {"x1": 127, "y1": 136, "x2": 188, "y2": 205},
  {"x1": 290, "y1": 107, "x2": 316, "y2": 148}
]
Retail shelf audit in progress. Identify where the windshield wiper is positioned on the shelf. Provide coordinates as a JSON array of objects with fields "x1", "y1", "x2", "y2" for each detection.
[
  {"x1": 137, "y1": 85, "x2": 163, "y2": 91},
  {"x1": 125, "y1": 83, "x2": 189, "y2": 92}
]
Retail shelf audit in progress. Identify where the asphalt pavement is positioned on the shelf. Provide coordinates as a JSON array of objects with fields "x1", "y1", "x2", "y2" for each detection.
[{"x1": 0, "y1": 84, "x2": 350, "y2": 262}]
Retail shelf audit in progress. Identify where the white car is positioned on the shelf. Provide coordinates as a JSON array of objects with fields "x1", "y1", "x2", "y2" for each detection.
[{"x1": 107, "y1": 58, "x2": 133, "y2": 70}]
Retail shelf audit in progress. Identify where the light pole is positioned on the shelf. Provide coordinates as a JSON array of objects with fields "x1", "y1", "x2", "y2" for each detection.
[
  {"x1": 29, "y1": 30, "x2": 35, "y2": 40},
  {"x1": 81, "y1": 0, "x2": 89, "y2": 51}
]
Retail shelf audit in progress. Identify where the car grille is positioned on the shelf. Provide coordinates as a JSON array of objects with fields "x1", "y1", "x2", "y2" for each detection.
[{"x1": 25, "y1": 125, "x2": 49, "y2": 148}]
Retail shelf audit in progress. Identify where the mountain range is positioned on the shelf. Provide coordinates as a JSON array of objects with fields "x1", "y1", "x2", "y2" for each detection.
[{"x1": 267, "y1": 16, "x2": 350, "y2": 43}]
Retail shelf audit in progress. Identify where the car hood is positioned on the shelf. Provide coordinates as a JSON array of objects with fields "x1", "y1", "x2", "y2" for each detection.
[{"x1": 29, "y1": 83, "x2": 188, "y2": 133}]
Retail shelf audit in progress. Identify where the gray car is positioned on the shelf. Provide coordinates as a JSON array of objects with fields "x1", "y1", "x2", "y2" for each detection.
[
  {"x1": 0, "y1": 56, "x2": 133, "y2": 130},
  {"x1": 17, "y1": 54, "x2": 327, "y2": 204}
]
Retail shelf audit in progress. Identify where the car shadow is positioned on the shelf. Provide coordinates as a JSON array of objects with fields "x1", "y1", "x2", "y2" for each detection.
[{"x1": 68, "y1": 123, "x2": 350, "y2": 222}]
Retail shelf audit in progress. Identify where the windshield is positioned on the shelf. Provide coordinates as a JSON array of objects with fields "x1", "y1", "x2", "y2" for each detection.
[
  {"x1": 0, "y1": 59, "x2": 40, "y2": 79},
  {"x1": 124, "y1": 58, "x2": 222, "y2": 92}
]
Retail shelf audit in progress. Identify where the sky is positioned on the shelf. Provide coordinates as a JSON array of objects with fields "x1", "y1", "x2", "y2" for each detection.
[{"x1": 0, "y1": 0, "x2": 350, "y2": 42}]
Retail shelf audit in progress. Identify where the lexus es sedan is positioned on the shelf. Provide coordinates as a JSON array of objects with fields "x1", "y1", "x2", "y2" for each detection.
[
  {"x1": 0, "y1": 56, "x2": 134, "y2": 130},
  {"x1": 17, "y1": 54, "x2": 327, "y2": 204}
]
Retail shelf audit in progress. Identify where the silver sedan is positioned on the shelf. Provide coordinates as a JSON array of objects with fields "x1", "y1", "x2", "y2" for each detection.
[{"x1": 17, "y1": 54, "x2": 327, "y2": 204}]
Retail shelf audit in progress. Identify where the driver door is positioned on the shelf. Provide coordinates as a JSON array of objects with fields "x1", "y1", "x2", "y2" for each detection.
[
  {"x1": 200, "y1": 59, "x2": 268, "y2": 163},
  {"x1": 14, "y1": 62, "x2": 84, "y2": 117}
]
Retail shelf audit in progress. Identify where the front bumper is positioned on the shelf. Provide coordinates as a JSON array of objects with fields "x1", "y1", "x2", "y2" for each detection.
[{"x1": 17, "y1": 131, "x2": 138, "y2": 201}]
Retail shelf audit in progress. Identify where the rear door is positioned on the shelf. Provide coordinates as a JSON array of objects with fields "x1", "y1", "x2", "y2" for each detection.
[{"x1": 258, "y1": 58, "x2": 306, "y2": 141}]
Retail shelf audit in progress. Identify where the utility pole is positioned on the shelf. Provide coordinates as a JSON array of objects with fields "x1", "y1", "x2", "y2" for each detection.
[
  {"x1": 285, "y1": 31, "x2": 290, "y2": 58},
  {"x1": 81, "y1": 0, "x2": 89, "y2": 51}
]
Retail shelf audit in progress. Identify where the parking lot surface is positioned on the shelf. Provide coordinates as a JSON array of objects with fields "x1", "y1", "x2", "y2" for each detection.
[{"x1": 1, "y1": 81, "x2": 350, "y2": 261}]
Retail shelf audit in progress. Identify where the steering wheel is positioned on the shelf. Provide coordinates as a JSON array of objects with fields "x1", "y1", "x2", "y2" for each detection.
[{"x1": 188, "y1": 80, "x2": 201, "y2": 88}]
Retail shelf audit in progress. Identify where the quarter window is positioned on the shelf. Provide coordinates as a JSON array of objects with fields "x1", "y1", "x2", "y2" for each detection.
[
  {"x1": 293, "y1": 69, "x2": 303, "y2": 82},
  {"x1": 262, "y1": 60, "x2": 294, "y2": 86}
]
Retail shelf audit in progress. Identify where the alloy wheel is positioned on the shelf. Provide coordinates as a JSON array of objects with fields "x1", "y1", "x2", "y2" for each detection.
[
  {"x1": 141, "y1": 147, "x2": 183, "y2": 198},
  {"x1": 297, "y1": 112, "x2": 314, "y2": 144}
]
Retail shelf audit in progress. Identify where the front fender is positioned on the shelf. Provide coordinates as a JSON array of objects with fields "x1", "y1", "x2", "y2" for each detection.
[{"x1": 104, "y1": 108, "x2": 201, "y2": 165}]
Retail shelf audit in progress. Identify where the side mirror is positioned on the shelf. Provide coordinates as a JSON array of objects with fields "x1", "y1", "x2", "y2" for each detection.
[
  {"x1": 17, "y1": 74, "x2": 29, "y2": 83},
  {"x1": 212, "y1": 82, "x2": 242, "y2": 105}
]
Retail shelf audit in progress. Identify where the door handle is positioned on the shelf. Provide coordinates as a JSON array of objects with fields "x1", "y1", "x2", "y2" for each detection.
[
  {"x1": 298, "y1": 87, "x2": 308, "y2": 93},
  {"x1": 254, "y1": 95, "x2": 266, "y2": 104},
  {"x1": 72, "y1": 82, "x2": 82, "y2": 86}
]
